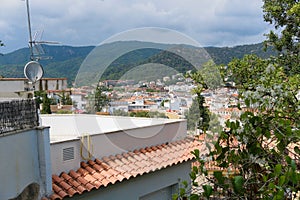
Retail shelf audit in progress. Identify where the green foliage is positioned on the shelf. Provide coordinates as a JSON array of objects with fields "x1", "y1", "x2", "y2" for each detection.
[
  {"x1": 129, "y1": 111, "x2": 167, "y2": 118},
  {"x1": 202, "y1": 185, "x2": 212, "y2": 199},
  {"x1": 145, "y1": 88, "x2": 161, "y2": 93},
  {"x1": 179, "y1": 54, "x2": 300, "y2": 199},
  {"x1": 205, "y1": 43, "x2": 275, "y2": 65},
  {"x1": 56, "y1": 91, "x2": 73, "y2": 105},
  {"x1": 0, "y1": 45, "x2": 93, "y2": 86},
  {"x1": 0, "y1": 43, "x2": 275, "y2": 86},
  {"x1": 263, "y1": 0, "x2": 300, "y2": 75},
  {"x1": 56, "y1": 110, "x2": 72, "y2": 114},
  {"x1": 34, "y1": 90, "x2": 52, "y2": 114},
  {"x1": 208, "y1": 113, "x2": 223, "y2": 134},
  {"x1": 185, "y1": 97, "x2": 210, "y2": 132},
  {"x1": 198, "y1": 60, "x2": 223, "y2": 90},
  {"x1": 93, "y1": 85, "x2": 110, "y2": 113},
  {"x1": 176, "y1": 1, "x2": 300, "y2": 199},
  {"x1": 112, "y1": 109, "x2": 129, "y2": 116}
]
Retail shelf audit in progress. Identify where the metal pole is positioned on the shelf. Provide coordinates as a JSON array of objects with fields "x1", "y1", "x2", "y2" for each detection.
[{"x1": 26, "y1": 0, "x2": 34, "y2": 60}]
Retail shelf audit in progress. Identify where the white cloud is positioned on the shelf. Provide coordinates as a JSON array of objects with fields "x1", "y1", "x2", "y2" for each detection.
[{"x1": 0, "y1": 0, "x2": 270, "y2": 53}]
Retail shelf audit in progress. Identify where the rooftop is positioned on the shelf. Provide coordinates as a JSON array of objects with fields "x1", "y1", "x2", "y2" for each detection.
[
  {"x1": 47, "y1": 137, "x2": 203, "y2": 200},
  {"x1": 41, "y1": 114, "x2": 184, "y2": 143}
]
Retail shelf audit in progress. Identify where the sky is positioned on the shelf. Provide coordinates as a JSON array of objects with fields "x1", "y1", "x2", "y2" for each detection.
[{"x1": 0, "y1": 0, "x2": 272, "y2": 53}]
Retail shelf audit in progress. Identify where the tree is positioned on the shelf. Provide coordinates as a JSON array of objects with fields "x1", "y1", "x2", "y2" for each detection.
[
  {"x1": 175, "y1": 1, "x2": 300, "y2": 199},
  {"x1": 185, "y1": 97, "x2": 210, "y2": 132},
  {"x1": 198, "y1": 60, "x2": 223, "y2": 90},
  {"x1": 208, "y1": 112, "x2": 222, "y2": 134},
  {"x1": 34, "y1": 91, "x2": 52, "y2": 114},
  {"x1": 185, "y1": 65, "x2": 212, "y2": 133},
  {"x1": 56, "y1": 91, "x2": 73, "y2": 105},
  {"x1": 93, "y1": 85, "x2": 110, "y2": 113},
  {"x1": 61, "y1": 92, "x2": 73, "y2": 105},
  {"x1": 263, "y1": 0, "x2": 300, "y2": 75}
]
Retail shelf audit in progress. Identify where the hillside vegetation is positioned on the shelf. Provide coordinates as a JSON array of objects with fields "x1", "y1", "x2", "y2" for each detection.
[{"x1": 0, "y1": 42, "x2": 274, "y2": 86}]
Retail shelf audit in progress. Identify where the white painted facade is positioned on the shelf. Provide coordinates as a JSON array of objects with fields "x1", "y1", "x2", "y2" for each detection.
[
  {"x1": 0, "y1": 78, "x2": 68, "y2": 100},
  {"x1": 41, "y1": 114, "x2": 187, "y2": 175},
  {"x1": 0, "y1": 127, "x2": 52, "y2": 200}
]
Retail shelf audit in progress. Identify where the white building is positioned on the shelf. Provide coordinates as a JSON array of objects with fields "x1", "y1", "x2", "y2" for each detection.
[
  {"x1": 0, "y1": 78, "x2": 68, "y2": 100},
  {"x1": 41, "y1": 114, "x2": 201, "y2": 200},
  {"x1": 0, "y1": 99, "x2": 204, "y2": 200}
]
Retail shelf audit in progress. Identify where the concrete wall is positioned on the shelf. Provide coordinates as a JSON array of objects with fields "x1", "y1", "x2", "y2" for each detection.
[
  {"x1": 50, "y1": 140, "x2": 81, "y2": 176},
  {"x1": 50, "y1": 118, "x2": 187, "y2": 175},
  {"x1": 0, "y1": 127, "x2": 52, "y2": 200},
  {"x1": 71, "y1": 162, "x2": 191, "y2": 200},
  {"x1": 0, "y1": 78, "x2": 67, "y2": 93},
  {"x1": 0, "y1": 80, "x2": 24, "y2": 92}
]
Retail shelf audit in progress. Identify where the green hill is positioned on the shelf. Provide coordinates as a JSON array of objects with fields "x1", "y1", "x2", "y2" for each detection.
[{"x1": 0, "y1": 42, "x2": 275, "y2": 86}]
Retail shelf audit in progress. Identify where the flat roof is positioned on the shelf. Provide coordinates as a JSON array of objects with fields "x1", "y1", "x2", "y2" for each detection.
[{"x1": 40, "y1": 114, "x2": 183, "y2": 143}]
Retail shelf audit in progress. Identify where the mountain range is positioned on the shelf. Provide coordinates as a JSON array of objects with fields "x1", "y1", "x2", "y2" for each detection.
[{"x1": 0, "y1": 42, "x2": 275, "y2": 86}]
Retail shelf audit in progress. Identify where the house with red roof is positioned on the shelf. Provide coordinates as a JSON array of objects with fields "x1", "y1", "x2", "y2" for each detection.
[{"x1": 0, "y1": 99, "x2": 205, "y2": 200}]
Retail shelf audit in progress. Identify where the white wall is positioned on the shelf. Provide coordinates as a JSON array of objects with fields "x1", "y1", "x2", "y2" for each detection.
[
  {"x1": 0, "y1": 80, "x2": 24, "y2": 92},
  {"x1": 49, "y1": 116, "x2": 187, "y2": 175},
  {"x1": 0, "y1": 127, "x2": 52, "y2": 200},
  {"x1": 0, "y1": 78, "x2": 67, "y2": 93},
  {"x1": 71, "y1": 162, "x2": 191, "y2": 200}
]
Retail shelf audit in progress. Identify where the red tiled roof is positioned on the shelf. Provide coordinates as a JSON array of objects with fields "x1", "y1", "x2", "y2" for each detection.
[{"x1": 48, "y1": 138, "x2": 203, "y2": 200}]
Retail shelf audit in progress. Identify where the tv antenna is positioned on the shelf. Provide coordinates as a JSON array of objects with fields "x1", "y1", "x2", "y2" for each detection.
[
  {"x1": 23, "y1": 0, "x2": 59, "y2": 86},
  {"x1": 25, "y1": 0, "x2": 59, "y2": 61}
]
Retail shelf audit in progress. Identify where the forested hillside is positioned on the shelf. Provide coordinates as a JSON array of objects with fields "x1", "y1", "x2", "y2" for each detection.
[{"x1": 0, "y1": 42, "x2": 274, "y2": 86}]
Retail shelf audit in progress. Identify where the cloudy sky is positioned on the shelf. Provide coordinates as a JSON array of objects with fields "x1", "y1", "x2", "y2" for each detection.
[{"x1": 0, "y1": 0, "x2": 271, "y2": 53}]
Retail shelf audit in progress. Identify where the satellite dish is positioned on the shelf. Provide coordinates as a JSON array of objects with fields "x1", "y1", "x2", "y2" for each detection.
[{"x1": 24, "y1": 61, "x2": 44, "y2": 83}]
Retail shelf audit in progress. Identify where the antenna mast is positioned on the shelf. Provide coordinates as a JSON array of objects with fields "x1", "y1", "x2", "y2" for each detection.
[
  {"x1": 24, "y1": 0, "x2": 59, "y2": 61},
  {"x1": 26, "y1": 0, "x2": 34, "y2": 61}
]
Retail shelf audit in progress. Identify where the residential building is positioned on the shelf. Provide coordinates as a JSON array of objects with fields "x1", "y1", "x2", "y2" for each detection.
[
  {"x1": 0, "y1": 99, "x2": 205, "y2": 200},
  {"x1": 41, "y1": 114, "x2": 201, "y2": 200},
  {"x1": 0, "y1": 78, "x2": 68, "y2": 100}
]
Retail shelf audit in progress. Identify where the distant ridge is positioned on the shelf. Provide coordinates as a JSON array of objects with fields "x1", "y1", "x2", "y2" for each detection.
[{"x1": 0, "y1": 42, "x2": 274, "y2": 86}]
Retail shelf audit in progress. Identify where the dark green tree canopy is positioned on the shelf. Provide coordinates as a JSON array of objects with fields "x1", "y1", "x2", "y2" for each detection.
[{"x1": 263, "y1": 0, "x2": 300, "y2": 74}]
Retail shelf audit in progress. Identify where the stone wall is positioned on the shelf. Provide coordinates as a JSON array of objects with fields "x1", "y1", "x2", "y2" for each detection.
[{"x1": 0, "y1": 99, "x2": 38, "y2": 134}]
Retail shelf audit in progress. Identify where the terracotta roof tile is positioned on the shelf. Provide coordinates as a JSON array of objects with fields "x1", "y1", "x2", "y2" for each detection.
[
  {"x1": 84, "y1": 174, "x2": 97, "y2": 183},
  {"x1": 77, "y1": 167, "x2": 89, "y2": 176},
  {"x1": 52, "y1": 183, "x2": 62, "y2": 194},
  {"x1": 92, "y1": 163, "x2": 105, "y2": 172},
  {"x1": 101, "y1": 178, "x2": 111, "y2": 187},
  {"x1": 67, "y1": 178, "x2": 80, "y2": 189},
  {"x1": 48, "y1": 137, "x2": 205, "y2": 199},
  {"x1": 52, "y1": 175, "x2": 64, "y2": 184},
  {"x1": 59, "y1": 181, "x2": 71, "y2": 191},
  {"x1": 76, "y1": 176, "x2": 89, "y2": 187},
  {"x1": 57, "y1": 189, "x2": 68, "y2": 198},
  {"x1": 69, "y1": 170, "x2": 80, "y2": 179},
  {"x1": 85, "y1": 182, "x2": 96, "y2": 191},
  {"x1": 92, "y1": 172, "x2": 105, "y2": 181},
  {"x1": 76, "y1": 185, "x2": 86, "y2": 194},
  {"x1": 66, "y1": 187, "x2": 77, "y2": 197},
  {"x1": 60, "y1": 172, "x2": 72, "y2": 181},
  {"x1": 49, "y1": 193, "x2": 62, "y2": 200}
]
